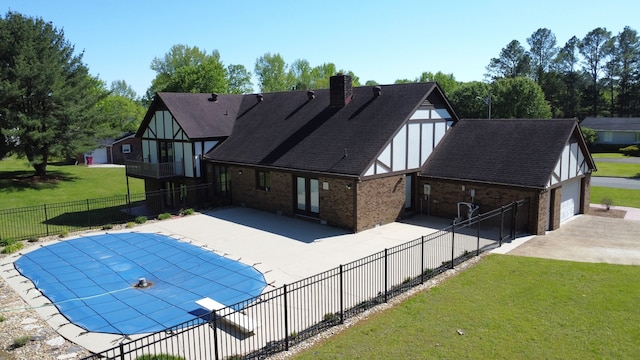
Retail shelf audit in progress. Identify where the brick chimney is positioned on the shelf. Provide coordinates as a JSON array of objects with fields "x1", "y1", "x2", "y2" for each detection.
[{"x1": 330, "y1": 74, "x2": 353, "y2": 107}]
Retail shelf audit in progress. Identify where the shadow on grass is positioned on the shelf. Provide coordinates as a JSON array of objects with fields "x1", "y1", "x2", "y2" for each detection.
[
  {"x1": 0, "y1": 169, "x2": 77, "y2": 192},
  {"x1": 631, "y1": 173, "x2": 640, "y2": 179}
]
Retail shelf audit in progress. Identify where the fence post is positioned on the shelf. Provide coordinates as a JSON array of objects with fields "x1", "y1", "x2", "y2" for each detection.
[
  {"x1": 44, "y1": 204, "x2": 49, "y2": 237},
  {"x1": 212, "y1": 310, "x2": 219, "y2": 360},
  {"x1": 339, "y1": 265, "x2": 344, "y2": 324},
  {"x1": 86, "y1": 199, "x2": 91, "y2": 229},
  {"x1": 284, "y1": 284, "x2": 289, "y2": 351},
  {"x1": 499, "y1": 206, "x2": 505, "y2": 247},
  {"x1": 384, "y1": 248, "x2": 388, "y2": 303},
  {"x1": 451, "y1": 223, "x2": 456, "y2": 269},
  {"x1": 511, "y1": 201, "x2": 518, "y2": 240},
  {"x1": 476, "y1": 214, "x2": 481, "y2": 256},
  {"x1": 119, "y1": 343, "x2": 125, "y2": 360},
  {"x1": 420, "y1": 236, "x2": 425, "y2": 284}
]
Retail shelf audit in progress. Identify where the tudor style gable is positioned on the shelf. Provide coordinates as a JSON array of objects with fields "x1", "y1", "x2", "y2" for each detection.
[{"x1": 363, "y1": 90, "x2": 457, "y2": 177}]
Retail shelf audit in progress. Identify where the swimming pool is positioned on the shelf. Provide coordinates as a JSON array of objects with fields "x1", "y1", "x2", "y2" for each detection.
[{"x1": 14, "y1": 232, "x2": 266, "y2": 335}]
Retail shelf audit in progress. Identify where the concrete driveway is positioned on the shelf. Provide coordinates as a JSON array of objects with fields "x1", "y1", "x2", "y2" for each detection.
[{"x1": 505, "y1": 214, "x2": 640, "y2": 265}]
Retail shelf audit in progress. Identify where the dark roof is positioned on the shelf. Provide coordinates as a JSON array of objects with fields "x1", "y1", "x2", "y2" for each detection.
[
  {"x1": 421, "y1": 119, "x2": 594, "y2": 188},
  {"x1": 205, "y1": 82, "x2": 456, "y2": 177},
  {"x1": 136, "y1": 92, "x2": 243, "y2": 140},
  {"x1": 580, "y1": 117, "x2": 640, "y2": 131}
]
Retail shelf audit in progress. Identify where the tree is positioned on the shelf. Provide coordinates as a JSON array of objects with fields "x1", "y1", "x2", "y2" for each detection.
[
  {"x1": 555, "y1": 36, "x2": 585, "y2": 118},
  {"x1": 527, "y1": 28, "x2": 558, "y2": 85},
  {"x1": 490, "y1": 77, "x2": 551, "y2": 118},
  {"x1": 145, "y1": 44, "x2": 229, "y2": 101},
  {"x1": 226, "y1": 64, "x2": 253, "y2": 94},
  {"x1": 580, "y1": 127, "x2": 598, "y2": 146},
  {"x1": 110, "y1": 80, "x2": 138, "y2": 101},
  {"x1": 254, "y1": 53, "x2": 292, "y2": 92},
  {"x1": 289, "y1": 59, "x2": 313, "y2": 90},
  {"x1": 0, "y1": 12, "x2": 107, "y2": 176},
  {"x1": 613, "y1": 27, "x2": 640, "y2": 116},
  {"x1": 449, "y1": 81, "x2": 491, "y2": 118},
  {"x1": 486, "y1": 40, "x2": 532, "y2": 80},
  {"x1": 418, "y1": 71, "x2": 459, "y2": 94},
  {"x1": 579, "y1": 27, "x2": 614, "y2": 116}
]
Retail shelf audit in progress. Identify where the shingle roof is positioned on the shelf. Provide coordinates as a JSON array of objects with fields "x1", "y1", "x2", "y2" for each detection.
[
  {"x1": 580, "y1": 117, "x2": 640, "y2": 131},
  {"x1": 136, "y1": 92, "x2": 243, "y2": 140},
  {"x1": 421, "y1": 119, "x2": 591, "y2": 188},
  {"x1": 206, "y1": 82, "x2": 453, "y2": 177}
]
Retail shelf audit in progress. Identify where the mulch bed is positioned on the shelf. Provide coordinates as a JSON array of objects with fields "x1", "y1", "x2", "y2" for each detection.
[{"x1": 586, "y1": 207, "x2": 626, "y2": 219}]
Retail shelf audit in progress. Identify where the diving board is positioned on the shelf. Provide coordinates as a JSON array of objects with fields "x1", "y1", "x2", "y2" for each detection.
[{"x1": 196, "y1": 297, "x2": 259, "y2": 334}]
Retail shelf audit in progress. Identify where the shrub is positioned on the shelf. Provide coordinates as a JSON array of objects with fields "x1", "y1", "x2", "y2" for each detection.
[
  {"x1": 619, "y1": 145, "x2": 640, "y2": 157},
  {"x1": 59, "y1": 229, "x2": 69, "y2": 238},
  {"x1": 323, "y1": 312, "x2": 339, "y2": 322},
  {"x1": 135, "y1": 216, "x2": 148, "y2": 224},
  {"x1": 0, "y1": 315, "x2": 6, "y2": 322},
  {"x1": 601, "y1": 198, "x2": 614, "y2": 210},
  {"x1": 157, "y1": 212, "x2": 172, "y2": 220},
  {"x1": 102, "y1": 224, "x2": 114, "y2": 230},
  {"x1": 126, "y1": 221, "x2": 136, "y2": 228},
  {"x1": 0, "y1": 238, "x2": 15, "y2": 247},
  {"x1": 2, "y1": 241, "x2": 24, "y2": 254},
  {"x1": 12, "y1": 335, "x2": 31, "y2": 348},
  {"x1": 180, "y1": 208, "x2": 195, "y2": 216}
]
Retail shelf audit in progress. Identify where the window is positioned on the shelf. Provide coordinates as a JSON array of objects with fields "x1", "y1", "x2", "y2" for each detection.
[
  {"x1": 122, "y1": 144, "x2": 131, "y2": 154},
  {"x1": 256, "y1": 171, "x2": 270, "y2": 191},
  {"x1": 602, "y1": 131, "x2": 613, "y2": 143}
]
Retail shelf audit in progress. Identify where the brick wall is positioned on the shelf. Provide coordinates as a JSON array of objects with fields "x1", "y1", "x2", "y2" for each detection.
[
  {"x1": 318, "y1": 177, "x2": 356, "y2": 230},
  {"x1": 230, "y1": 167, "x2": 293, "y2": 215},
  {"x1": 356, "y1": 175, "x2": 406, "y2": 232},
  {"x1": 418, "y1": 177, "x2": 544, "y2": 235},
  {"x1": 113, "y1": 137, "x2": 142, "y2": 164}
]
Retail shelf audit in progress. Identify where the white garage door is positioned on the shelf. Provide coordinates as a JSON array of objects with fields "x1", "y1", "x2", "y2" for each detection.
[{"x1": 559, "y1": 178, "x2": 581, "y2": 223}]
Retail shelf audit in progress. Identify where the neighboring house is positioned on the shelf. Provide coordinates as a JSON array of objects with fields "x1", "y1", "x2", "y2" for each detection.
[
  {"x1": 128, "y1": 74, "x2": 595, "y2": 234},
  {"x1": 419, "y1": 119, "x2": 596, "y2": 234},
  {"x1": 580, "y1": 117, "x2": 640, "y2": 146},
  {"x1": 79, "y1": 133, "x2": 142, "y2": 165}
]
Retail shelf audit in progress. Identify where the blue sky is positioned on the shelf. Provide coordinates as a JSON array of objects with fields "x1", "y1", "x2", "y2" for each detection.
[{"x1": 4, "y1": 0, "x2": 639, "y2": 97}]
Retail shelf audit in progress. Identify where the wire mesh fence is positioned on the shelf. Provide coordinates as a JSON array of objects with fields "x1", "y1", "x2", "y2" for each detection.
[{"x1": 83, "y1": 199, "x2": 529, "y2": 360}]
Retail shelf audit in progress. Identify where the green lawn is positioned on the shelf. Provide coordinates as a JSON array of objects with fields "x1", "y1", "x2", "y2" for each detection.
[
  {"x1": 591, "y1": 152, "x2": 627, "y2": 159},
  {"x1": 591, "y1": 186, "x2": 640, "y2": 208},
  {"x1": 295, "y1": 255, "x2": 640, "y2": 360},
  {"x1": 593, "y1": 161, "x2": 640, "y2": 178},
  {"x1": 0, "y1": 157, "x2": 144, "y2": 210}
]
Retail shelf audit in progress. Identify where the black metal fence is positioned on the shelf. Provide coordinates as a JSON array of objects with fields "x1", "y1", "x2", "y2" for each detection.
[
  {"x1": 83, "y1": 199, "x2": 529, "y2": 360},
  {"x1": 0, "y1": 184, "x2": 212, "y2": 242}
]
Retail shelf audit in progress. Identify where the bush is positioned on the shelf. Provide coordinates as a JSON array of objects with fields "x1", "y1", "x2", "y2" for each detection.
[
  {"x1": 126, "y1": 221, "x2": 136, "y2": 228},
  {"x1": 619, "y1": 145, "x2": 640, "y2": 157},
  {"x1": 601, "y1": 198, "x2": 614, "y2": 210},
  {"x1": 180, "y1": 208, "x2": 195, "y2": 216},
  {"x1": 59, "y1": 229, "x2": 69, "y2": 238},
  {"x1": 0, "y1": 315, "x2": 6, "y2": 322},
  {"x1": 0, "y1": 238, "x2": 14, "y2": 247},
  {"x1": 157, "y1": 212, "x2": 172, "y2": 220},
  {"x1": 2, "y1": 241, "x2": 24, "y2": 254},
  {"x1": 135, "y1": 216, "x2": 148, "y2": 224},
  {"x1": 12, "y1": 335, "x2": 31, "y2": 348},
  {"x1": 102, "y1": 224, "x2": 114, "y2": 230}
]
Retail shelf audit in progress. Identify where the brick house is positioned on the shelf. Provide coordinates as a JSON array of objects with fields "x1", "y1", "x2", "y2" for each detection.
[
  {"x1": 419, "y1": 119, "x2": 596, "y2": 234},
  {"x1": 128, "y1": 74, "x2": 596, "y2": 234}
]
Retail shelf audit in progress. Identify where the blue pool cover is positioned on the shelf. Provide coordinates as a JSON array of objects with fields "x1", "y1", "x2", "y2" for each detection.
[{"x1": 14, "y1": 233, "x2": 267, "y2": 335}]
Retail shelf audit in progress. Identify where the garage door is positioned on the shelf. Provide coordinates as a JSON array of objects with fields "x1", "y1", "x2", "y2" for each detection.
[{"x1": 559, "y1": 178, "x2": 581, "y2": 223}]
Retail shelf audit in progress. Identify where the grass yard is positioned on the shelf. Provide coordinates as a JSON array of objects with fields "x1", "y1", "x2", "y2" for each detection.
[
  {"x1": 591, "y1": 152, "x2": 627, "y2": 159},
  {"x1": 591, "y1": 186, "x2": 640, "y2": 208},
  {"x1": 0, "y1": 157, "x2": 144, "y2": 210},
  {"x1": 593, "y1": 161, "x2": 640, "y2": 178},
  {"x1": 295, "y1": 255, "x2": 640, "y2": 359}
]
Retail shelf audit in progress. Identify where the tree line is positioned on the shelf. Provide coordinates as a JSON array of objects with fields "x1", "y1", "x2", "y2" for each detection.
[{"x1": 1, "y1": 10, "x2": 638, "y2": 176}]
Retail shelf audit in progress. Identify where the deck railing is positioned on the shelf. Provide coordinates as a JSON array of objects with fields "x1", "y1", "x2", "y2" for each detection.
[{"x1": 125, "y1": 159, "x2": 184, "y2": 179}]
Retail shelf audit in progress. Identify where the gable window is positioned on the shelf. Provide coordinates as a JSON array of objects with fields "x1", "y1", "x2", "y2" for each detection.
[
  {"x1": 256, "y1": 170, "x2": 270, "y2": 191},
  {"x1": 122, "y1": 144, "x2": 131, "y2": 154}
]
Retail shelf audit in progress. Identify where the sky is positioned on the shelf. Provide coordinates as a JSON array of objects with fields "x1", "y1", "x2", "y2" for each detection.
[{"x1": 4, "y1": 0, "x2": 640, "y2": 97}]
